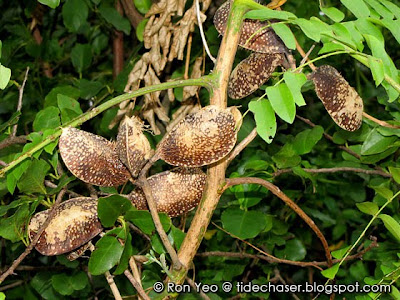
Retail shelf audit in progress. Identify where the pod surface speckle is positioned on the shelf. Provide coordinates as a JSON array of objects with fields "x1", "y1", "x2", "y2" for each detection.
[
  {"x1": 310, "y1": 65, "x2": 363, "y2": 132},
  {"x1": 158, "y1": 106, "x2": 240, "y2": 167},
  {"x1": 129, "y1": 167, "x2": 207, "y2": 217},
  {"x1": 59, "y1": 127, "x2": 131, "y2": 186},
  {"x1": 228, "y1": 52, "x2": 284, "y2": 99},
  {"x1": 29, "y1": 197, "x2": 102, "y2": 256}
]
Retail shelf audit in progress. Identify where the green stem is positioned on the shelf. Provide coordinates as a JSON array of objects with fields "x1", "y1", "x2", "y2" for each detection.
[
  {"x1": 0, "y1": 76, "x2": 214, "y2": 178},
  {"x1": 327, "y1": 190, "x2": 400, "y2": 281},
  {"x1": 331, "y1": 42, "x2": 400, "y2": 94}
]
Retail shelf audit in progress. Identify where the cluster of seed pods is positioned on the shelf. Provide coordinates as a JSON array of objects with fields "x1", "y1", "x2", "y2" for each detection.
[
  {"x1": 29, "y1": 106, "x2": 242, "y2": 256},
  {"x1": 215, "y1": 1, "x2": 363, "y2": 131}
]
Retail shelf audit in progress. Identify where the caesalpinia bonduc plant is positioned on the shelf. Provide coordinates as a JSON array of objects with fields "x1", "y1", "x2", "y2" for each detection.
[{"x1": 2, "y1": 0, "x2": 400, "y2": 298}]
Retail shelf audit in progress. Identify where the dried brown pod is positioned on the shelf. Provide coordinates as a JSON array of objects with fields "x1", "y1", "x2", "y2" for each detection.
[
  {"x1": 59, "y1": 127, "x2": 131, "y2": 186},
  {"x1": 116, "y1": 116, "x2": 152, "y2": 177},
  {"x1": 157, "y1": 105, "x2": 241, "y2": 167},
  {"x1": 66, "y1": 241, "x2": 95, "y2": 261},
  {"x1": 213, "y1": 1, "x2": 286, "y2": 54},
  {"x1": 129, "y1": 168, "x2": 207, "y2": 217},
  {"x1": 28, "y1": 198, "x2": 102, "y2": 256},
  {"x1": 309, "y1": 65, "x2": 363, "y2": 131},
  {"x1": 228, "y1": 52, "x2": 284, "y2": 99}
]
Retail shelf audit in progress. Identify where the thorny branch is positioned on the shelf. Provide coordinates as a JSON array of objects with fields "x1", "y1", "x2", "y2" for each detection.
[{"x1": 224, "y1": 177, "x2": 333, "y2": 267}]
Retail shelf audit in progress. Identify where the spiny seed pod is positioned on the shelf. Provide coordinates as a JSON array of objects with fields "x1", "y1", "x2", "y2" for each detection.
[
  {"x1": 28, "y1": 198, "x2": 102, "y2": 256},
  {"x1": 214, "y1": 1, "x2": 286, "y2": 54},
  {"x1": 59, "y1": 127, "x2": 131, "y2": 186},
  {"x1": 228, "y1": 52, "x2": 284, "y2": 99},
  {"x1": 129, "y1": 168, "x2": 207, "y2": 217},
  {"x1": 116, "y1": 116, "x2": 152, "y2": 177},
  {"x1": 309, "y1": 65, "x2": 363, "y2": 131},
  {"x1": 158, "y1": 105, "x2": 242, "y2": 167}
]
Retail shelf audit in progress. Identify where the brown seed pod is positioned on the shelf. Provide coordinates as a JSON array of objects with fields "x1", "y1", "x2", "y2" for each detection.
[
  {"x1": 129, "y1": 168, "x2": 207, "y2": 217},
  {"x1": 66, "y1": 241, "x2": 95, "y2": 261},
  {"x1": 213, "y1": 1, "x2": 286, "y2": 54},
  {"x1": 28, "y1": 198, "x2": 102, "y2": 256},
  {"x1": 157, "y1": 105, "x2": 241, "y2": 167},
  {"x1": 116, "y1": 116, "x2": 152, "y2": 177},
  {"x1": 59, "y1": 127, "x2": 131, "y2": 186},
  {"x1": 309, "y1": 65, "x2": 363, "y2": 131},
  {"x1": 228, "y1": 52, "x2": 284, "y2": 99}
]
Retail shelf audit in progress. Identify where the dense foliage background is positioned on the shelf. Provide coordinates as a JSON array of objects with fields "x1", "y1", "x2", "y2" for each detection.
[{"x1": 1, "y1": 0, "x2": 400, "y2": 299}]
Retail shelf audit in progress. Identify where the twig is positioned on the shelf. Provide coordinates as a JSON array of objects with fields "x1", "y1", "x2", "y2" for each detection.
[
  {"x1": 120, "y1": 0, "x2": 143, "y2": 28},
  {"x1": 1, "y1": 265, "x2": 66, "y2": 272},
  {"x1": 195, "y1": 0, "x2": 216, "y2": 63},
  {"x1": 184, "y1": 33, "x2": 193, "y2": 80},
  {"x1": 273, "y1": 269, "x2": 301, "y2": 300},
  {"x1": 363, "y1": 112, "x2": 400, "y2": 129},
  {"x1": 44, "y1": 180, "x2": 83, "y2": 198},
  {"x1": 198, "y1": 248, "x2": 323, "y2": 270},
  {"x1": 12, "y1": 67, "x2": 29, "y2": 137},
  {"x1": 273, "y1": 167, "x2": 391, "y2": 178},
  {"x1": 129, "y1": 257, "x2": 144, "y2": 300},
  {"x1": 197, "y1": 238, "x2": 378, "y2": 268},
  {"x1": 0, "y1": 280, "x2": 24, "y2": 292},
  {"x1": 138, "y1": 177, "x2": 182, "y2": 270},
  {"x1": 104, "y1": 271, "x2": 123, "y2": 300},
  {"x1": 113, "y1": 0, "x2": 124, "y2": 79},
  {"x1": 0, "y1": 188, "x2": 67, "y2": 284},
  {"x1": 133, "y1": 255, "x2": 149, "y2": 263},
  {"x1": 128, "y1": 223, "x2": 151, "y2": 242},
  {"x1": 137, "y1": 155, "x2": 182, "y2": 270},
  {"x1": 186, "y1": 276, "x2": 211, "y2": 300},
  {"x1": 296, "y1": 115, "x2": 361, "y2": 160},
  {"x1": 0, "y1": 136, "x2": 27, "y2": 151},
  {"x1": 226, "y1": 128, "x2": 258, "y2": 164},
  {"x1": 224, "y1": 177, "x2": 333, "y2": 267},
  {"x1": 295, "y1": 38, "x2": 316, "y2": 71},
  {"x1": 124, "y1": 270, "x2": 151, "y2": 300}
]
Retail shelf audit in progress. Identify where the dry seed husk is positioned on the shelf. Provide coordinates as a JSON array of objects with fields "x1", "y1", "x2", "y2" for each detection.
[
  {"x1": 309, "y1": 65, "x2": 363, "y2": 132},
  {"x1": 28, "y1": 198, "x2": 102, "y2": 256},
  {"x1": 228, "y1": 52, "x2": 284, "y2": 99},
  {"x1": 59, "y1": 127, "x2": 131, "y2": 186},
  {"x1": 158, "y1": 105, "x2": 241, "y2": 167},
  {"x1": 129, "y1": 167, "x2": 207, "y2": 217},
  {"x1": 116, "y1": 116, "x2": 152, "y2": 177},
  {"x1": 213, "y1": 1, "x2": 286, "y2": 54}
]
